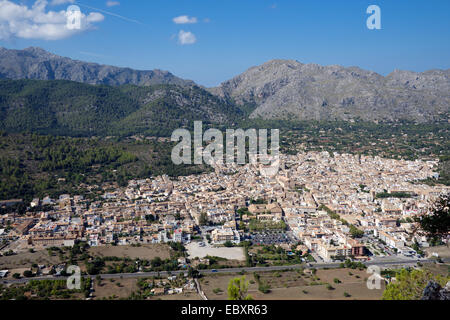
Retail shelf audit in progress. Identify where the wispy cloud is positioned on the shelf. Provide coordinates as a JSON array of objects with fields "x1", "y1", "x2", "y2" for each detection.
[
  {"x1": 79, "y1": 51, "x2": 110, "y2": 58},
  {"x1": 50, "y1": 0, "x2": 75, "y2": 5},
  {"x1": 0, "y1": 0, "x2": 104, "y2": 40},
  {"x1": 173, "y1": 15, "x2": 197, "y2": 24},
  {"x1": 76, "y1": 2, "x2": 144, "y2": 25},
  {"x1": 106, "y1": 1, "x2": 120, "y2": 7},
  {"x1": 178, "y1": 30, "x2": 196, "y2": 45}
]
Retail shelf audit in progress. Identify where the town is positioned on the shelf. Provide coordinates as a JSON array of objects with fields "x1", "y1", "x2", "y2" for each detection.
[{"x1": 1, "y1": 151, "x2": 447, "y2": 273}]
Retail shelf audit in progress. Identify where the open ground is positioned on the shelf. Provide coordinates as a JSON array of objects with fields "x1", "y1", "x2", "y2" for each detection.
[
  {"x1": 186, "y1": 242, "x2": 245, "y2": 261},
  {"x1": 88, "y1": 244, "x2": 172, "y2": 260},
  {"x1": 201, "y1": 268, "x2": 385, "y2": 300}
]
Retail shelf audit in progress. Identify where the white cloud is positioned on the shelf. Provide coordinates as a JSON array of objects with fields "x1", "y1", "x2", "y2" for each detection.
[
  {"x1": 0, "y1": 0, "x2": 104, "y2": 40},
  {"x1": 106, "y1": 1, "x2": 120, "y2": 7},
  {"x1": 87, "y1": 12, "x2": 104, "y2": 23},
  {"x1": 178, "y1": 30, "x2": 196, "y2": 45},
  {"x1": 173, "y1": 15, "x2": 197, "y2": 24}
]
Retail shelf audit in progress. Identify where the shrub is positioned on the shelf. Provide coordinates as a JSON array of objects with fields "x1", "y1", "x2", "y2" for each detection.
[
  {"x1": 258, "y1": 283, "x2": 271, "y2": 294},
  {"x1": 223, "y1": 241, "x2": 234, "y2": 248},
  {"x1": 23, "y1": 270, "x2": 33, "y2": 278}
]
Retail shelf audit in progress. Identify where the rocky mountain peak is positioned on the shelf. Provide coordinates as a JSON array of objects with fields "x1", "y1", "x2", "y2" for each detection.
[
  {"x1": 210, "y1": 59, "x2": 450, "y2": 122},
  {"x1": 0, "y1": 47, "x2": 194, "y2": 87}
]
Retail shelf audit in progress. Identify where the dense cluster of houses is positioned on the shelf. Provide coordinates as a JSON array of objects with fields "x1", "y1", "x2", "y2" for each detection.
[{"x1": 0, "y1": 151, "x2": 447, "y2": 265}]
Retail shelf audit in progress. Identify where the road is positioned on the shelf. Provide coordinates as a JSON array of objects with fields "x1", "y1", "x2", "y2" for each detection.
[
  {"x1": 195, "y1": 278, "x2": 208, "y2": 300},
  {"x1": 2, "y1": 256, "x2": 447, "y2": 285}
]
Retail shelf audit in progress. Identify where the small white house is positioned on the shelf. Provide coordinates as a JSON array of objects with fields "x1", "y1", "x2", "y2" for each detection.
[{"x1": 30, "y1": 198, "x2": 40, "y2": 208}]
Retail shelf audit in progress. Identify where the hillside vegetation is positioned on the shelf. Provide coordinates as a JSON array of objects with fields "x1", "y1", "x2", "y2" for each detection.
[
  {"x1": 0, "y1": 80, "x2": 242, "y2": 137},
  {"x1": 0, "y1": 133, "x2": 209, "y2": 202}
]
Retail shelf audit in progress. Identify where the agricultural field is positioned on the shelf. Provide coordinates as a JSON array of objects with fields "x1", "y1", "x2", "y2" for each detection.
[
  {"x1": 0, "y1": 249, "x2": 60, "y2": 271},
  {"x1": 421, "y1": 261, "x2": 450, "y2": 278},
  {"x1": 201, "y1": 268, "x2": 385, "y2": 300},
  {"x1": 89, "y1": 244, "x2": 172, "y2": 261},
  {"x1": 423, "y1": 245, "x2": 450, "y2": 259},
  {"x1": 93, "y1": 277, "x2": 139, "y2": 300}
]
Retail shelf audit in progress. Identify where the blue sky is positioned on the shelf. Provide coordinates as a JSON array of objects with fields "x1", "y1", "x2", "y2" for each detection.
[{"x1": 0, "y1": 0, "x2": 449, "y2": 86}]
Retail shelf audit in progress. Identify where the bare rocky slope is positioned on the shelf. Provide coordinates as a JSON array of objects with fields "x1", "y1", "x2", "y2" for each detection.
[
  {"x1": 0, "y1": 47, "x2": 194, "y2": 87},
  {"x1": 210, "y1": 59, "x2": 450, "y2": 122}
]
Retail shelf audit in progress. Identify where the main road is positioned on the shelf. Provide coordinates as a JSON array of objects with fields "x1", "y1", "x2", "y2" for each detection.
[{"x1": 2, "y1": 256, "x2": 447, "y2": 285}]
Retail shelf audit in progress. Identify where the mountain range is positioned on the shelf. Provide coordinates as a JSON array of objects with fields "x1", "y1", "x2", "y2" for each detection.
[
  {"x1": 0, "y1": 47, "x2": 448, "y2": 137},
  {"x1": 211, "y1": 59, "x2": 450, "y2": 122},
  {"x1": 0, "y1": 47, "x2": 194, "y2": 87}
]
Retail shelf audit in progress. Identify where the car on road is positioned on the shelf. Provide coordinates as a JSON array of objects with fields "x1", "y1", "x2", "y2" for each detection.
[{"x1": 211, "y1": 269, "x2": 218, "y2": 273}]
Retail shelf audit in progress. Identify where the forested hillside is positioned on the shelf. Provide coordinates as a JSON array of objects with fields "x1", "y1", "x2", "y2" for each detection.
[
  {"x1": 0, "y1": 133, "x2": 209, "y2": 202},
  {"x1": 0, "y1": 80, "x2": 242, "y2": 137}
]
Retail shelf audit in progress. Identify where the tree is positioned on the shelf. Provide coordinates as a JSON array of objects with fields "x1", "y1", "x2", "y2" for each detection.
[
  {"x1": 86, "y1": 258, "x2": 105, "y2": 275},
  {"x1": 258, "y1": 282, "x2": 271, "y2": 294},
  {"x1": 414, "y1": 195, "x2": 450, "y2": 245},
  {"x1": 382, "y1": 268, "x2": 449, "y2": 300},
  {"x1": 349, "y1": 225, "x2": 364, "y2": 238},
  {"x1": 223, "y1": 241, "x2": 234, "y2": 248},
  {"x1": 227, "y1": 276, "x2": 253, "y2": 300},
  {"x1": 23, "y1": 270, "x2": 33, "y2": 278},
  {"x1": 96, "y1": 274, "x2": 102, "y2": 285},
  {"x1": 187, "y1": 267, "x2": 200, "y2": 279},
  {"x1": 199, "y1": 212, "x2": 208, "y2": 226}
]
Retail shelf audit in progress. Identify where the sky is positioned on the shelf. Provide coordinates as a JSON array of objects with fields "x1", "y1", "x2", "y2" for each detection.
[{"x1": 0, "y1": 0, "x2": 449, "y2": 87}]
